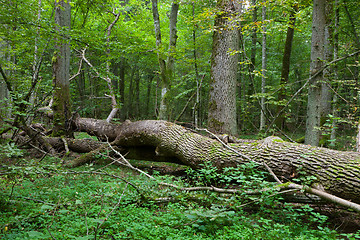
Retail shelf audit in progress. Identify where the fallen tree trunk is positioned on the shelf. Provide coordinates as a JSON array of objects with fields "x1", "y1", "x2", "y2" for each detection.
[{"x1": 67, "y1": 118, "x2": 360, "y2": 205}]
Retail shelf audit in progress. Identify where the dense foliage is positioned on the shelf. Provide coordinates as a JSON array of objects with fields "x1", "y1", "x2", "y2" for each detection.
[
  {"x1": 1, "y1": 0, "x2": 360, "y2": 238},
  {"x1": 2, "y1": 149, "x2": 359, "y2": 239},
  {"x1": 0, "y1": 0, "x2": 358, "y2": 143}
]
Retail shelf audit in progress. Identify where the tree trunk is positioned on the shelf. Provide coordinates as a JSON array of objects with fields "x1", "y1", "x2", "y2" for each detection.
[
  {"x1": 250, "y1": 0, "x2": 257, "y2": 83},
  {"x1": 305, "y1": 0, "x2": 326, "y2": 146},
  {"x1": 320, "y1": 0, "x2": 334, "y2": 145},
  {"x1": 275, "y1": 6, "x2": 297, "y2": 130},
  {"x1": 118, "y1": 58, "x2": 126, "y2": 120},
  {"x1": 0, "y1": 78, "x2": 9, "y2": 118},
  {"x1": 104, "y1": 9, "x2": 122, "y2": 123},
  {"x1": 208, "y1": 0, "x2": 239, "y2": 135},
  {"x1": 151, "y1": 0, "x2": 179, "y2": 121},
  {"x1": 330, "y1": 0, "x2": 339, "y2": 146},
  {"x1": 192, "y1": 2, "x2": 200, "y2": 128},
  {"x1": 343, "y1": 3, "x2": 359, "y2": 83},
  {"x1": 260, "y1": 3, "x2": 266, "y2": 131},
  {"x1": 67, "y1": 117, "x2": 360, "y2": 205},
  {"x1": 135, "y1": 70, "x2": 140, "y2": 117},
  {"x1": 145, "y1": 73, "x2": 153, "y2": 118},
  {"x1": 52, "y1": 0, "x2": 72, "y2": 137},
  {"x1": 28, "y1": 0, "x2": 42, "y2": 125},
  {"x1": 0, "y1": 39, "x2": 9, "y2": 118},
  {"x1": 127, "y1": 67, "x2": 136, "y2": 118}
]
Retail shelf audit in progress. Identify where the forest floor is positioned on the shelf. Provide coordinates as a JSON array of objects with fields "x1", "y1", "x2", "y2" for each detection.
[{"x1": 1, "y1": 133, "x2": 360, "y2": 239}]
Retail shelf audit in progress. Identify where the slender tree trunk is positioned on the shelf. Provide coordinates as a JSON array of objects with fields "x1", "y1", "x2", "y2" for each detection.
[
  {"x1": 145, "y1": 74, "x2": 153, "y2": 118},
  {"x1": 0, "y1": 41, "x2": 9, "y2": 118},
  {"x1": 260, "y1": 4, "x2": 266, "y2": 131},
  {"x1": 119, "y1": 58, "x2": 125, "y2": 120},
  {"x1": 111, "y1": 62, "x2": 119, "y2": 92},
  {"x1": 343, "y1": 4, "x2": 359, "y2": 82},
  {"x1": 27, "y1": 0, "x2": 42, "y2": 124},
  {"x1": 275, "y1": 6, "x2": 297, "y2": 130},
  {"x1": 77, "y1": 65, "x2": 86, "y2": 107},
  {"x1": 305, "y1": 0, "x2": 326, "y2": 146},
  {"x1": 0, "y1": 78, "x2": 9, "y2": 118},
  {"x1": 135, "y1": 70, "x2": 140, "y2": 118},
  {"x1": 105, "y1": 9, "x2": 122, "y2": 122},
  {"x1": 52, "y1": 0, "x2": 71, "y2": 137},
  {"x1": 248, "y1": 0, "x2": 257, "y2": 105},
  {"x1": 208, "y1": 0, "x2": 239, "y2": 135},
  {"x1": 330, "y1": 0, "x2": 339, "y2": 146},
  {"x1": 320, "y1": 0, "x2": 334, "y2": 146},
  {"x1": 127, "y1": 67, "x2": 136, "y2": 118},
  {"x1": 151, "y1": 0, "x2": 179, "y2": 121},
  {"x1": 238, "y1": 34, "x2": 247, "y2": 132},
  {"x1": 192, "y1": 2, "x2": 200, "y2": 128}
]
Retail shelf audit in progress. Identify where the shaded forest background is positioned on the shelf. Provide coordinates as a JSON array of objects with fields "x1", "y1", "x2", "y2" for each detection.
[
  {"x1": 1, "y1": 0, "x2": 360, "y2": 239},
  {"x1": 0, "y1": 0, "x2": 359, "y2": 148}
]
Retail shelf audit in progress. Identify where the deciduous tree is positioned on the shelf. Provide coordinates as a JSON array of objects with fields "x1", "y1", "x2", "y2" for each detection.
[
  {"x1": 305, "y1": 0, "x2": 326, "y2": 146},
  {"x1": 208, "y1": 0, "x2": 240, "y2": 135},
  {"x1": 52, "y1": 0, "x2": 72, "y2": 137}
]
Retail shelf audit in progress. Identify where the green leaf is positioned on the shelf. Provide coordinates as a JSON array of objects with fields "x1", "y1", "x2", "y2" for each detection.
[
  {"x1": 26, "y1": 231, "x2": 45, "y2": 239},
  {"x1": 40, "y1": 204, "x2": 54, "y2": 210}
]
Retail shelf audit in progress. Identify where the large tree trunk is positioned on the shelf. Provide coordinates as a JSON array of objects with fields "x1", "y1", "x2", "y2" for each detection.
[
  {"x1": 53, "y1": 0, "x2": 71, "y2": 137},
  {"x1": 68, "y1": 117, "x2": 360, "y2": 205},
  {"x1": 208, "y1": 0, "x2": 239, "y2": 135},
  {"x1": 305, "y1": 0, "x2": 326, "y2": 146}
]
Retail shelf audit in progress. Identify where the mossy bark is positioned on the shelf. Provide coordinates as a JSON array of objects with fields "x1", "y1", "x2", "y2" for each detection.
[
  {"x1": 52, "y1": 0, "x2": 71, "y2": 137},
  {"x1": 305, "y1": 0, "x2": 326, "y2": 146},
  {"x1": 67, "y1": 118, "x2": 360, "y2": 204},
  {"x1": 208, "y1": 0, "x2": 239, "y2": 135},
  {"x1": 151, "y1": 1, "x2": 179, "y2": 121}
]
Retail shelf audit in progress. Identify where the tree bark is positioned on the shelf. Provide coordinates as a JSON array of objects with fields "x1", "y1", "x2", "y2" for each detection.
[
  {"x1": 275, "y1": 6, "x2": 297, "y2": 130},
  {"x1": 330, "y1": 0, "x2": 339, "y2": 146},
  {"x1": 105, "y1": 8, "x2": 122, "y2": 123},
  {"x1": 67, "y1": 118, "x2": 360, "y2": 205},
  {"x1": 208, "y1": 0, "x2": 239, "y2": 135},
  {"x1": 192, "y1": 2, "x2": 200, "y2": 128},
  {"x1": 0, "y1": 68, "x2": 9, "y2": 118},
  {"x1": 53, "y1": 0, "x2": 71, "y2": 137},
  {"x1": 305, "y1": 0, "x2": 326, "y2": 146},
  {"x1": 320, "y1": 0, "x2": 334, "y2": 145},
  {"x1": 260, "y1": 3, "x2": 266, "y2": 131},
  {"x1": 151, "y1": 0, "x2": 179, "y2": 120}
]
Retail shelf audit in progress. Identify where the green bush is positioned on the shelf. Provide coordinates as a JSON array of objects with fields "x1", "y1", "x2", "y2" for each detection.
[{"x1": 0, "y1": 159, "x2": 344, "y2": 239}]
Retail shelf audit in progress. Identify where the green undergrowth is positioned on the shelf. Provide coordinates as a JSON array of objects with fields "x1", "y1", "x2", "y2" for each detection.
[{"x1": 0, "y1": 154, "x2": 359, "y2": 239}]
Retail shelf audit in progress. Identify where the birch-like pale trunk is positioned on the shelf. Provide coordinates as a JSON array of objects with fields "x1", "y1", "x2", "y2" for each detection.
[{"x1": 105, "y1": 9, "x2": 122, "y2": 123}]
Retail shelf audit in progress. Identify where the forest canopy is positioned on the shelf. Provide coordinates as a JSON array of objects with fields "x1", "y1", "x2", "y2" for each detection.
[{"x1": 1, "y1": 0, "x2": 360, "y2": 239}]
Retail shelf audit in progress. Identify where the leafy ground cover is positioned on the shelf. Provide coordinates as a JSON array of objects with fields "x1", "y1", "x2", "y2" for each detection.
[{"x1": 0, "y1": 144, "x2": 359, "y2": 239}]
